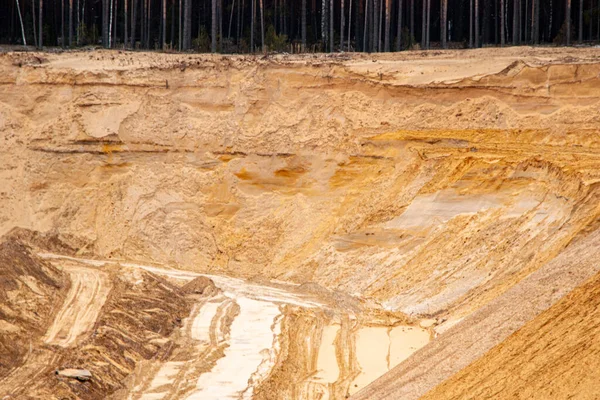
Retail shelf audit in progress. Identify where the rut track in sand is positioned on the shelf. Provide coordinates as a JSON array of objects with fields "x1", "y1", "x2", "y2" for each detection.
[
  {"x1": 43, "y1": 265, "x2": 111, "y2": 347},
  {"x1": 36, "y1": 252, "x2": 431, "y2": 400}
]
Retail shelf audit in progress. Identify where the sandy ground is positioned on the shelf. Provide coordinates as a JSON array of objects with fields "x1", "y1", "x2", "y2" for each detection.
[
  {"x1": 351, "y1": 227, "x2": 600, "y2": 400},
  {"x1": 1, "y1": 47, "x2": 600, "y2": 399},
  {"x1": 35, "y1": 252, "x2": 429, "y2": 400},
  {"x1": 44, "y1": 265, "x2": 111, "y2": 347}
]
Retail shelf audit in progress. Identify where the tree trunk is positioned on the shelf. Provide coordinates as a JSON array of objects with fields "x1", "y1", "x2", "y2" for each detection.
[
  {"x1": 410, "y1": 0, "x2": 414, "y2": 47},
  {"x1": 61, "y1": 0, "x2": 65, "y2": 47},
  {"x1": 469, "y1": 0, "x2": 473, "y2": 47},
  {"x1": 219, "y1": 0, "x2": 223, "y2": 51},
  {"x1": 500, "y1": 0, "x2": 505, "y2": 45},
  {"x1": 146, "y1": 0, "x2": 148, "y2": 49},
  {"x1": 578, "y1": 0, "x2": 583, "y2": 42},
  {"x1": 322, "y1": 0, "x2": 327, "y2": 49},
  {"x1": 589, "y1": 0, "x2": 592, "y2": 40},
  {"x1": 475, "y1": 0, "x2": 479, "y2": 46},
  {"x1": 348, "y1": 0, "x2": 352, "y2": 50},
  {"x1": 141, "y1": 0, "x2": 145, "y2": 45},
  {"x1": 178, "y1": 0, "x2": 181, "y2": 49},
  {"x1": 566, "y1": 0, "x2": 571, "y2": 44},
  {"x1": 212, "y1": 0, "x2": 217, "y2": 52},
  {"x1": 302, "y1": 0, "x2": 307, "y2": 49},
  {"x1": 341, "y1": 0, "x2": 345, "y2": 50},
  {"x1": 363, "y1": 0, "x2": 369, "y2": 50},
  {"x1": 16, "y1": 0, "x2": 27, "y2": 46},
  {"x1": 251, "y1": 0, "x2": 255, "y2": 51},
  {"x1": 39, "y1": 0, "x2": 43, "y2": 47},
  {"x1": 378, "y1": 0, "x2": 383, "y2": 50},
  {"x1": 183, "y1": 0, "x2": 191, "y2": 49},
  {"x1": 239, "y1": 0, "x2": 243, "y2": 44},
  {"x1": 229, "y1": 0, "x2": 236, "y2": 39},
  {"x1": 372, "y1": 0, "x2": 378, "y2": 50},
  {"x1": 32, "y1": 0, "x2": 38, "y2": 47},
  {"x1": 441, "y1": 0, "x2": 447, "y2": 47},
  {"x1": 260, "y1": 0, "x2": 265, "y2": 52},
  {"x1": 532, "y1": 0, "x2": 539, "y2": 43},
  {"x1": 114, "y1": 0, "x2": 118, "y2": 46},
  {"x1": 384, "y1": 0, "x2": 390, "y2": 50},
  {"x1": 397, "y1": 0, "x2": 403, "y2": 50},
  {"x1": 281, "y1": 0, "x2": 285, "y2": 36},
  {"x1": 524, "y1": 0, "x2": 528, "y2": 42},
  {"x1": 109, "y1": 0, "x2": 113, "y2": 47},
  {"x1": 512, "y1": 0, "x2": 519, "y2": 44},
  {"x1": 132, "y1": 0, "x2": 137, "y2": 48},
  {"x1": 69, "y1": 0, "x2": 73, "y2": 46},
  {"x1": 237, "y1": 0, "x2": 242, "y2": 44},
  {"x1": 124, "y1": 0, "x2": 128, "y2": 47},
  {"x1": 331, "y1": 0, "x2": 335, "y2": 51},
  {"x1": 170, "y1": 0, "x2": 175, "y2": 44},
  {"x1": 421, "y1": 0, "x2": 427, "y2": 47},
  {"x1": 425, "y1": 0, "x2": 431, "y2": 49},
  {"x1": 161, "y1": 0, "x2": 166, "y2": 49},
  {"x1": 103, "y1": 0, "x2": 107, "y2": 46}
]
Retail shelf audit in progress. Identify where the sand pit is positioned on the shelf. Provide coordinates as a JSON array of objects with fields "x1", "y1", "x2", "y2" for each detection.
[{"x1": 2, "y1": 48, "x2": 600, "y2": 399}]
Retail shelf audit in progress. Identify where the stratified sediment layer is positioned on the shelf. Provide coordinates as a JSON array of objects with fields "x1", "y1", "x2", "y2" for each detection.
[{"x1": 1, "y1": 48, "x2": 599, "y2": 399}]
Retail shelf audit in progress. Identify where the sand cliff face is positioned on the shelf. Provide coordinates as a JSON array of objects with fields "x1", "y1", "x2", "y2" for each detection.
[
  {"x1": 2, "y1": 49, "x2": 600, "y2": 319},
  {"x1": 0, "y1": 50, "x2": 600, "y2": 322},
  {"x1": 1, "y1": 48, "x2": 600, "y2": 398}
]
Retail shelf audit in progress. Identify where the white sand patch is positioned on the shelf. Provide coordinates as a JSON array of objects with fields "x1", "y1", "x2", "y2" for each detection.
[
  {"x1": 190, "y1": 301, "x2": 221, "y2": 342},
  {"x1": 185, "y1": 298, "x2": 281, "y2": 400},
  {"x1": 389, "y1": 326, "x2": 430, "y2": 365},
  {"x1": 349, "y1": 325, "x2": 430, "y2": 395},
  {"x1": 313, "y1": 324, "x2": 340, "y2": 383}
]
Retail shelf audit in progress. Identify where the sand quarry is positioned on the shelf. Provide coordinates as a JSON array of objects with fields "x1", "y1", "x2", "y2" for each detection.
[{"x1": 1, "y1": 47, "x2": 600, "y2": 399}]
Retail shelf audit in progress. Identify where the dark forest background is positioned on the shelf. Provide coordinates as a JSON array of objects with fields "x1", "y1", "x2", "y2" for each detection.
[{"x1": 0, "y1": 0, "x2": 598, "y2": 52}]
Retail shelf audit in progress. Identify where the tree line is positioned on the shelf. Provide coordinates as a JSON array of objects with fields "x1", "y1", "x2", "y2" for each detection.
[{"x1": 1, "y1": 0, "x2": 599, "y2": 52}]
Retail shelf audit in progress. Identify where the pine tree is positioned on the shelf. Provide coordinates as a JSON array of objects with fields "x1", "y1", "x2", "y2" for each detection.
[
  {"x1": 348, "y1": 0, "x2": 353, "y2": 50},
  {"x1": 441, "y1": 0, "x2": 447, "y2": 48},
  {"x1": 341, "y1": 0, "x2": 345, "y2": 50},
  {"x1": 500, "y1": 0, "x2": 505, "y2": 45},
  {"x1": 16, "y1": 0, "x2": 27, "y2": 46},
  {"x1": 132, "y1": 0, "x2": 138, "y2": 48},
  {"x1": 39, "y1": 0, "x2": 43, "y2": 48},
  {"x1": 512, "y1": 0, "x2": 521, "y2": 46},
  {"x1": 384, "y1": 0, "x2": 390, "y2": 51},
  {"x1": 124, "y1": 0, "x2": 128, "y2": 47},
  {"x1": 410, "y1": 0, "x2": 414, "y2": 47},
  {"x1": 162, "y1": 0, "x2": 166, "y2": 49},
  {"x1": 566, "y1": 0, "x2": 571, "y2": 44},
  {"x1": 475, "y1": 0, "x2": 479, "y2": 47},
  {"x1": 212, "y1": 0, "x2": 217, "y2": 51},
  {"x1": 183, "y1": 0, "x2": 191, "y2": 49},
  {"x1": 396, "y1": 0, "x2": 403, "y2": 50},
  {"x1": 302, "y1": 0, "x2": 307, "y2": 49},
  {"x1": 260, "y1": 0, "x2": 265, "y2": 52},
  {"x1": 69, "y1": 0, "x2": 73, "y2": 46},
  {"x1": 578, "y1": 0, "x2": 583, "y2": 42}
]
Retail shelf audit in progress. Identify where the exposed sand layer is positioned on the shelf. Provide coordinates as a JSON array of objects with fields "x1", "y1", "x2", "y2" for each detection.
[
  {"x1": 44, "y1": 265, "x2": 111, "y2": 347},
  {"x1": 423, "y1": 240, "x2": 600, "y2": 399},
  {"x1": 33, "y1": 252, "x2": 428, "y2": 400},
  {"x1": 1, "y1": 48, "x2": 600, "y2": 399},
  {"x1": 351, "y1": 227, "x2": 600, "y2": 400}
]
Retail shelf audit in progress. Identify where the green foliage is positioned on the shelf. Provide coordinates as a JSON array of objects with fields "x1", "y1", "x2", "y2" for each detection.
[
  {"x1": 395, "y1": 27, "x2": 415, "y2": 50},
  {"x1": 553, "y1": 19, "x2": 575, "y2": 45},
  {"x1": 193, "y1": 26, "x2": 210, "y2": 52},
  {"x1": 265, "y1": 25, "x2": 288, "y2": 52}
]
